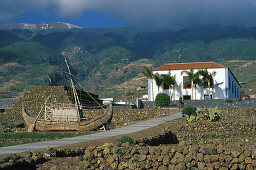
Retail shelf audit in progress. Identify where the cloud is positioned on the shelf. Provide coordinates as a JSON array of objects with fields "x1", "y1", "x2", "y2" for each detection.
[
  {"x1": 0, "y1": 0, "x2": 53, "y2": 21},
  {"x1": 1, "y1": 0, "x2": 256, "y2": 29}
]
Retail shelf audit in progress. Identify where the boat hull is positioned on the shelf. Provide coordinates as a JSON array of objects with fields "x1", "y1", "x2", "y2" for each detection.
[{"x1": 22, "y1": 104, "x2": 113, "y2": 132}]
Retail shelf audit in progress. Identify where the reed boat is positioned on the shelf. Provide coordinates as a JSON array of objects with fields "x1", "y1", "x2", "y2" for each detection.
[
  {"x1": 22, "y1": 103, "x2": 112, "y2": 132},
  {"x1": 22, "y1": 58, "x2": 113, "y2": 132}
]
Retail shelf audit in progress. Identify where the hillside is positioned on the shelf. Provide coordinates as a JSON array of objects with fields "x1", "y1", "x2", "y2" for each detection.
[
  {"x1": 0, "y1": 41, "x2": 65, "y2": 98},
  {"x1": 0, "y1": 25, "x2": 256, "y2": 101}
]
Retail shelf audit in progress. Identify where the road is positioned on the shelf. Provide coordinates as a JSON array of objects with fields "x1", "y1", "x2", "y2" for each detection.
[{"x1": 0, "y1": 112, "x2": 182, "y2": 156}]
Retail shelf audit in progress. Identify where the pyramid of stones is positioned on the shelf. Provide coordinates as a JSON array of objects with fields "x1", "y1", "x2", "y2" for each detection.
[{"x1": 3, "y1": 86, "x2": 102, "y2": 124}]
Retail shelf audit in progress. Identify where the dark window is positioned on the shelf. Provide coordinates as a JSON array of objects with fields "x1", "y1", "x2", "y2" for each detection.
[
  {"x1": 183, "y1": 95, "x2": 191, "y2": 100},
  {"x1": 235, "y1": 84, "x2": 236, "y2": 96},
  {"x1": 163, "y1": 83, "x2": 169, "y2": 90},
  {"x1": 229, "y1": 77, "x2": 230, "y2": 89},
  {"x1": 183, "y1": 76, "x2": 191, "y2": 89},
  {"x1": 232, "y1": 81, "x2": 234, "y2": 93},
  {"x1": 204, "y1": 95, "x2": 213, "y2": 100}
]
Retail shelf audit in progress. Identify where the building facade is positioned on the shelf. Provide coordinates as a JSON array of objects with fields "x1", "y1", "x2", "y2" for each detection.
[{"x1": 148, "y1": 62, "x2": 241, "y2": 101}]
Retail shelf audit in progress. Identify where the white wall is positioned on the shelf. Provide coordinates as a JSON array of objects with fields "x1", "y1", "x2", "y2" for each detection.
[{"x1": 149, "y1": 68, "x2": 234, "y2": 101}]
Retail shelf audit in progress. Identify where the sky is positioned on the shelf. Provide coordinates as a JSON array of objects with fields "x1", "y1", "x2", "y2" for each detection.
[{"x1": 1, "y1": 0, "x2": 256, "y2": 29}]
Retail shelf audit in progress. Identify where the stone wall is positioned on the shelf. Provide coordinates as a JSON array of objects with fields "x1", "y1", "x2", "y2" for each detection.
[
  {"x1": 1, "y1": 141, "x2": 255, "y2": 169},
  {"x1": 143, "y1": 99, "x2": 256, "y2": 108},
  {"x1": 142, "y1": 108, "x2": 256, "y2": 148}
]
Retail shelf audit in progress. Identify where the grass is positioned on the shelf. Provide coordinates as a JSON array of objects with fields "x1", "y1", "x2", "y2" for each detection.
[
  {"x1": 114, "y1": 135, "x2": 133, "y2": 144},
  {"x1": 0, "y1": 132, "x2": 81, "y2": 140},
  {"x1": 0, "y1": 144, "x2": 11, "y2": 147},
  {"x1": 134, "y1": 117, "x2": 148, "y2": 121},
  {"x1": 210, "y1": 133, "x2": 219, "y2": 139}
]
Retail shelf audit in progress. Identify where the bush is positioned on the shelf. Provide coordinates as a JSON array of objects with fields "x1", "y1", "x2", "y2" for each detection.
[
  {"x1": 155, "y1": 93, "x2": 170, "y2": 107},
  {"x1": 182, "y1": 105, "x2": 197, "y2": 117},
  {"x1": 114, "y1": 135, "x2": 133, "y2": 144},
  {"x1": 225, "y1": 99, "x2": 233, "y2": 103},
  {"x1": 1, "y1": 122, "x2": 16, "y2": 133}
]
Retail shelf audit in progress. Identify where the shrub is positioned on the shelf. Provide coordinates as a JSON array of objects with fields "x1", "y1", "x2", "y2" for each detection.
[
  {"x1": 155, "y1": 93, "x2": 170, "y2": 107},
  {"x1": 225, "y1": 99, "x2": 233, "y2": 103},
  {"x1": 114, "y1": 135, "x2": 133, "y2": 144},
  {"x1": 1, "y1": 122, "x2": 16, "y2": 133},
  {"x1": 182, "y1": 105, "x2": 197, "y2": 117}
]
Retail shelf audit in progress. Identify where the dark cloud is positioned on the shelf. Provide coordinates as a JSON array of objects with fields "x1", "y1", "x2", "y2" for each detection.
[{"x1": 1, "y1": 0, "x2": 256, "y2": 29}]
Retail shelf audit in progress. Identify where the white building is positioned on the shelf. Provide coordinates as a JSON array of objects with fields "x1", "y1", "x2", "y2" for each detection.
[{"x1": 148, "y1": 62, "x2": 241, "y2": 101}]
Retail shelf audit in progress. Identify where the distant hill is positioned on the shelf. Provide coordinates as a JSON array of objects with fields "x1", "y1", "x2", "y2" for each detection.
[
  {"x1": 0, "y1": 31, "x2": 25, "y2": 48},
  {"x1": 0, "y1": 24, "x2": 256, "y2": 100}
]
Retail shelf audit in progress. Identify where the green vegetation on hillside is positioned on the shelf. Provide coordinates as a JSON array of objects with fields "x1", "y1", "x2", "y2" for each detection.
[{"x1": 1, "y1": 25, "x2": 256, "y2": 100}]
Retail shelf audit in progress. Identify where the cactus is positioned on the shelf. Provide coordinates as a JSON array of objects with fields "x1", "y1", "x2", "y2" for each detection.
[
  {"x1": 187, "y1": 115, "x2": 197, "y2": 122},
  {"x1": 198, "y1": 107, "x2": 220, "y2": 122},
  {"x1": 208, "y1": 107, "x2": 220, "y2": 121}
]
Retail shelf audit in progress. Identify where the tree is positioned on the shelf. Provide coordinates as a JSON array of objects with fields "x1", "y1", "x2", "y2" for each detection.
[
  {"x1": 161, "y1": 70, "x2": 176, "y2": 101},
  {"x1": 181, "y1": 69, "x2": 200, "y2": 100},
  {"x1": 198, "y1": 67, "x2": 216, "y2": 99},
  {"x1": 153, "y1": 73, "x2": 163, "y2": 94},
  {"x1": 142, "y1": 66, "x2": 154, "y2": 101},
  {"x1": 193, "y1": 72, "x2": 201, "y2": 100}
]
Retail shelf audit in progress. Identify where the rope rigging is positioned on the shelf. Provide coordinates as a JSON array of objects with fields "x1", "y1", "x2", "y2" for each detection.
[{"x1": 63, "y1": 58, "x2": 104, "y2": 110}]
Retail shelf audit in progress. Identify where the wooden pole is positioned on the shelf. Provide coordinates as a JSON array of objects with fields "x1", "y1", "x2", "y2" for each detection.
[{"x1": 65, "y1": 58, "x2": 82, "y2": 110}]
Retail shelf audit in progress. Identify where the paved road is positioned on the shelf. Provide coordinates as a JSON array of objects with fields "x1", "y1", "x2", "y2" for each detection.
[{"x1": 0, "y1": 112, "x2": 182, "y2": 156}]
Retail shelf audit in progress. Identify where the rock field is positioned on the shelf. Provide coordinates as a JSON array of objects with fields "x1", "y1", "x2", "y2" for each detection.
[{"x1": 0, "y1": 108, "x2": 255, "y2": 169}]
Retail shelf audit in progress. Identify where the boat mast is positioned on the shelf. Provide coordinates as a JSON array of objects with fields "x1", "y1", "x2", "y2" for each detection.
[{"x1": 65, "y1": 58, "x2": 82, "y2": 110}]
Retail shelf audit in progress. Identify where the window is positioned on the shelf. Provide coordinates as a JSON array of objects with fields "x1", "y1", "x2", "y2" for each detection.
[
  {"x1": 229, "y1": 77, "x2": 230, "y2": 89},
  {"x1": 204, "y1": 95, "x2": 213, "y2": 100},
  {"x1": 235, "y1": 84, "x2": 236, "y2": 96},
  {"x1": 163, "y1": 83, "x2": 169, "y2": 90},
  {"x1": 183, "y1": 76, "x2": 191, "y2": 89},
  {"x1": 232, "y1": 81, "x2": 234, "y2": 93},
  {"x1": 183, "y1": 95, "x2": 191, "y2": 100}
]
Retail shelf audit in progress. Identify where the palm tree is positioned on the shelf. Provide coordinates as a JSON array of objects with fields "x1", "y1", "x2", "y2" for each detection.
[
  {"x1": 181, "y1": 69, "x2": 199, "y2": 100},
  {"x1": 198, "y1": 67, "x2": 216, "y2": 99},
  {"x1": 193, "y1": 72, "x2": 201, "y2": 100},
  {"x1": 153, "y1": 73, "x2": 163, "y2": 94},
  {"x1": 161, "y1": 71, "x2": 176, "y2": 101},
  {"x1": 142, "y1": 66, "x2": 154, "y2": 101}
]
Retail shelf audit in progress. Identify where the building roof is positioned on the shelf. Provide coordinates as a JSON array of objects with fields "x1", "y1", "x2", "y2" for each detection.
[{"x1": 154, "y1": 61, "x2": 226, "y2": 71}]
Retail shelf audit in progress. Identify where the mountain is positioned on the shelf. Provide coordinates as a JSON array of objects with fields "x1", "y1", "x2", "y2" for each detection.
[
  {"x1": 0, "y1": 41, "x2": 65, "y2": 98},
  {"x1": 1, "y1": 24, "x2": 256, "y2": 100},
  {"x1": 0, "y1": 31, "x2": 25, "y2": 48},
  {"x1": 0, "y1": 22, "x2": 82, "y2": 32}
]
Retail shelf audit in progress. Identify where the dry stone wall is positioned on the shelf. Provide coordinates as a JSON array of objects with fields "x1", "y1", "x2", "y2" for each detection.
[{"x1": 1, "y1": 141, "x2": 256, "y2": 169}]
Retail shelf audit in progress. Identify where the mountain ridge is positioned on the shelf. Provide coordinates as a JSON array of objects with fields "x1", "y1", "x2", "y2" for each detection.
[{"x1": 0, "y1": 22, "x2": 82, "y2": 32}]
